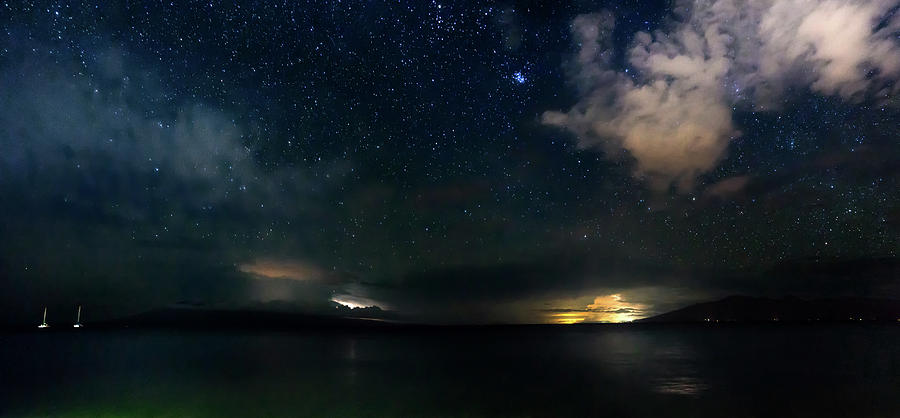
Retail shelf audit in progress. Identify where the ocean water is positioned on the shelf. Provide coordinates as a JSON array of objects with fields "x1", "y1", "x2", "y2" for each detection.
[{"x1": 0, "y1": 324, "x2": 897, "y2": 417}]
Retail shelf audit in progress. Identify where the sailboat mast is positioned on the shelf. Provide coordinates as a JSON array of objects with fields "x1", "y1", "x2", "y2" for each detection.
[
  {"x1": 39, "y1": 307, "x2": 49, "y2": 328},
  {"x1": 73, "y1": 305, "x2": 83, "y2": 328}
]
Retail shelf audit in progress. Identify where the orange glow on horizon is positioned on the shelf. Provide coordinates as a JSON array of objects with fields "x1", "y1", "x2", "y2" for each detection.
[
  {"x1": 550, "y1": 312, "x2": 590, "y2": 324},
  {"x1": 546, "y1": 293, "x2": 648, "y2": 324}
]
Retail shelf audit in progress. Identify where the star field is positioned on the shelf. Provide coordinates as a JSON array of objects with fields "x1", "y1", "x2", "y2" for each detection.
[{"x1": 0, "y1": 0, "x2": 897, "y2": 323}]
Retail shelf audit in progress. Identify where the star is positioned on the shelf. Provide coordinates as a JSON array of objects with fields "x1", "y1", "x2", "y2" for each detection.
[{"x1": 512, "y1": 71, "x2": 527, "y2": 84}]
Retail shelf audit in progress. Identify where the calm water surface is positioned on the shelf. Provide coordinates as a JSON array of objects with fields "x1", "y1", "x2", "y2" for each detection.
[{"x1": 1, "y1": 325, "x2": 898, "y2": 417}]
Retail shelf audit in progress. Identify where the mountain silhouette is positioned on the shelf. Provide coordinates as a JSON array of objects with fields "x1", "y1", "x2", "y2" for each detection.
[{"x1": 641, "y1": 295, "x2": 900, "y2": 323}]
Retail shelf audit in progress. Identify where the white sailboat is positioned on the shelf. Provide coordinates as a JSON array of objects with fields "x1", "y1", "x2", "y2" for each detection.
[
  {"x1": 73, "y1": 305, "x2": 83, "y2": 328},
  {"x1": 38, "y1": 307, "x2": 49, "y2": 328}
]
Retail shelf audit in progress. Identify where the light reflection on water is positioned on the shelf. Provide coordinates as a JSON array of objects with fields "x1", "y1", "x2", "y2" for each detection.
[
  {"x1": 0, "y1": 325, "x2": 898, "y2": 417},
  {"x1": 653, "y1": 376, "x2": 709, "y2": 396},
  {"x1": 573, "y1": 328, "x2": 710, "y2": 397}
]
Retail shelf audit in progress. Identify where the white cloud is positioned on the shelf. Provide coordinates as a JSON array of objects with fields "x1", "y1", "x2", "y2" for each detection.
[
  {"x1": 757, "y1": 0, "x2": 900, "y2": 101},
  {"x1": 544, "y1": 0, "x2": 900, "y2": 191}
]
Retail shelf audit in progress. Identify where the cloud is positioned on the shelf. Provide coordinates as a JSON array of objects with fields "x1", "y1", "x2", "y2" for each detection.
[
  {"x1": 330, "y1": 294, "x2": 386, "y2": 310},
  {"x1": 364, "y1": 248, "x2": 900, "y2": 323},
  {"x1": 0, "y1": 38, "x2": 349, "y2": 320},
  {"x1": 239, "y1": 258, "x2": 328, "y2": 282},
  {"x1": 704, "y1": 175, "x2": 752, "y2": 199},
  {"x1": 0, "y1": 54, "x2": 259, "y2": 213},
  {"x1": 358, "y1": 249, "x2": 706, "y2": 323},
  {"x1": 238, "y1": 258, "x2": 347, "y2": 305},
  {"x1": 0, "y1": 42, "x2": 326, "y2": 199},
  {"x1": 543, "y1": 0, "x2": 900, "y2": 191},
  {"x1": 238, "y1": 258, "x2": 384, "y2": 312},
  {"x1": 0, "y1": 37, "x2": 344, "y2": 229},
  {"x1": 757, "y1": 0, "x2": 900, "y2": 101},
  {"x1": 542, "y1": 293, "x2": 649, "y2": 324}
]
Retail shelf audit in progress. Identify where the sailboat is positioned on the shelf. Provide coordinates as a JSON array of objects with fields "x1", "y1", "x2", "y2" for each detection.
[
  {"x1": 73, "y1": 305, "x2": 83, "y2": 328},
  {"x1": 38, "y1": 307, "x2": 49, "y2": 328}
]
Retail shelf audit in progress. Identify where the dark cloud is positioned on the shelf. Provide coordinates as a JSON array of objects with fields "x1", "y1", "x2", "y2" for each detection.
[
  {"x1": 351, "y1": 250, "x2": 899, "y2": 322},
  {"x1": 0, "y1": 38, "x2": 343, "y2": 323},
  {"x1": 704, "y1": 176, "x2": 752, "y2": 201},
  {"x1": 698, "y1": 143, "x2": 900, "y2": 208}
]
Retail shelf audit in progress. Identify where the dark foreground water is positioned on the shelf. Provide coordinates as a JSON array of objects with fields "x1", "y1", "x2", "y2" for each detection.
[{"x1": 1, "y1": 324, "x2": 898, "y2": 417}]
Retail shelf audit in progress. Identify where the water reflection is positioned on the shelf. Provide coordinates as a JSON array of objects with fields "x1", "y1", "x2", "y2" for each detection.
[
  {"x1": 653, "y1": 376, "x2": 708, "y2": 396},
  {"x1": 573, "y1": 329, "x2": 709, "y2": 396},
  {"x1": 0, "y1": 326, "x2": 897, "y2": 417}
]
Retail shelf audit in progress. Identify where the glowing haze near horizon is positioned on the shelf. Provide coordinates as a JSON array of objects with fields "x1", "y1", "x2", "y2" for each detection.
[{"x1": 0, "y1": 0, "x2": 898, "y2": 325}]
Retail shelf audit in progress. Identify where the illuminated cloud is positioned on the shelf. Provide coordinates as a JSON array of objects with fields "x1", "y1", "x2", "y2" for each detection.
[
  {"x1": 543, "y1": 0, "x2": 900, "y2": 191},
  {"x1": 239, "y1": 258, "x2": 327, "y2": 281},
  {"x1": 240, "y1": 259, "x2": 383, "y2": 309},
  {"x1": 330, "y1": 294, "x2": 385, "y2": 310},
  {"x1": 544, "y1": 293, "x2": 648, "y2": 324}
]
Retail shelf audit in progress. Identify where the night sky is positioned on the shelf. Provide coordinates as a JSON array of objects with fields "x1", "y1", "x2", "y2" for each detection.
[{"x1": 1, "y1": 0, "x2": 898, "y2": 325}]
